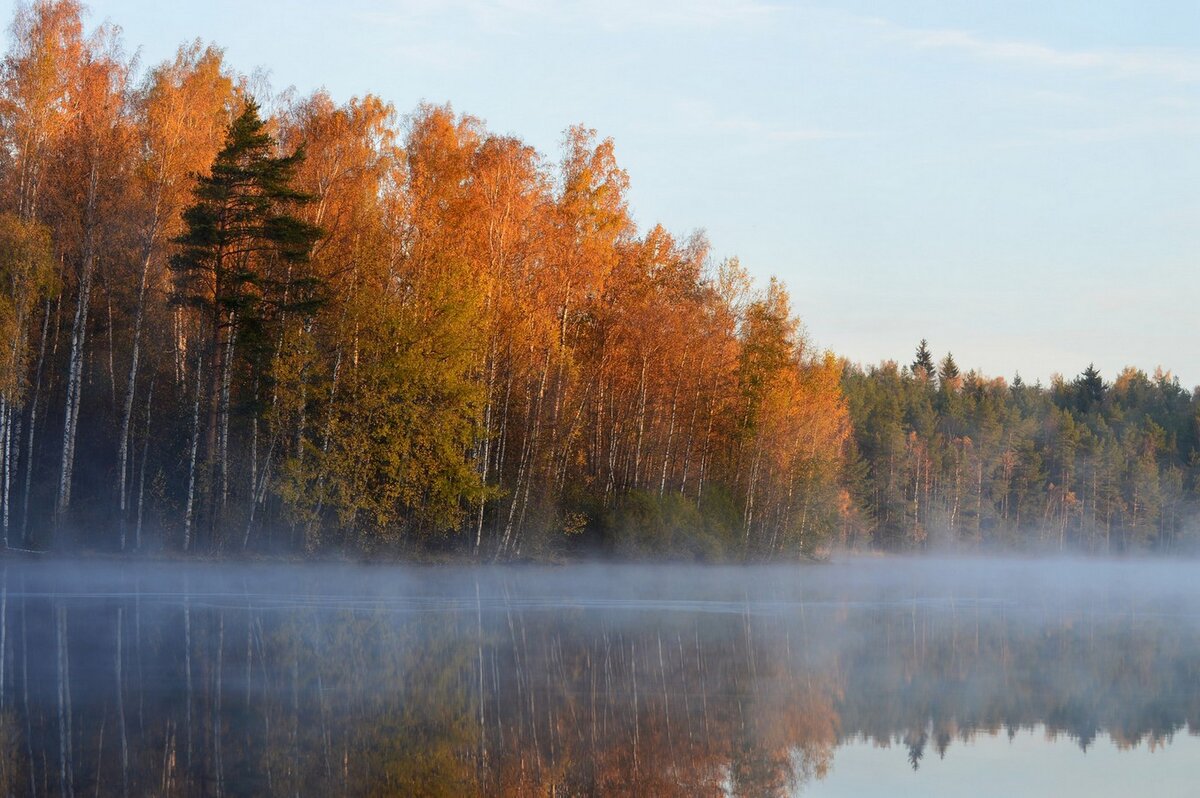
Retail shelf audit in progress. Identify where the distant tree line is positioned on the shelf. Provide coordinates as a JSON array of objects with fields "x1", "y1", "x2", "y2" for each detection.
[
  {"x1": 842, "y1": 344, "x2": 1200, "y2": 552},
  {"x1": 0, "y1": 1, "x2": 1193, "y2": 559}
]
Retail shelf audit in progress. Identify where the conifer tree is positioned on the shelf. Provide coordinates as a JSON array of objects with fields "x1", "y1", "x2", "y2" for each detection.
[
  {"x1": 1074, "y1": 364, "x2": 1105, "y2": 412},
  {"x1": 938, "y1": 352, "x2": 960, "y2": 384},
  {"x1": 912, "y1": 339, "x2": 935, "y2": 381},
  {"x1": 170, "y1": 100, "x2": 323, "y2": 546}
]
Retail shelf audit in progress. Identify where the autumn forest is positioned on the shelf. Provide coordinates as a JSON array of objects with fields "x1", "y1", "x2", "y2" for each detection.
[{"x1": 0, "y1": 1, "x2": 1196, "y2": 560}]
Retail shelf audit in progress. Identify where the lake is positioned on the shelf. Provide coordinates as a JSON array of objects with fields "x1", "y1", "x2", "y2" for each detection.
[{"x1": 1, "y1": 557, "x2": 1197, "y2": 796}]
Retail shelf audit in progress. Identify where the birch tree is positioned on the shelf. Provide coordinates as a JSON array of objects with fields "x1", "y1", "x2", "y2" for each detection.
[
  {"x1": 0, "y1": 215, "x2": 55, "y2": 542},
  {"x1": 116, "y1": 43, "x2": 232, "y2": 546},
  {"x1": 51, "y1": 22, "x2": 133, "y2": 525}
]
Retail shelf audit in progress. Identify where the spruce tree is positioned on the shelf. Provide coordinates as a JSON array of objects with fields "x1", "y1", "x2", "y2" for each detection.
[
  {"x1": 912, "y1": 339, "x2": 935, "y2": 381},
  {"x1": 938, "y1": 352, "x2": 960, "y2": 384},
  {"x1": 172, "y1": 100, "x2": 323, "y2": 339},
  {"x1": 1074, "y1": 364, "x2": 1105, "y2": 412}
]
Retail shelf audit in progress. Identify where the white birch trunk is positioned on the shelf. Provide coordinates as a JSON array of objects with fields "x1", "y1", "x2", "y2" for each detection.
[
  {"x1": 57, "y1": 162, "x2": 101, "y2": 521},
  {"x1": 117, "y1": 243, "x2": 155, "y2": 548},
  {"x1": 134, "y1": 382, "x2": 153, "y2": 550},
  {"x1": 21, "y1": 301, "x2": 50, "y2": 543},
  {"x1": 1, "y1": 400, "x2": 9, "y2": 545},
  {"x1": 183, "y1": 360, "x2": 203, "y2": 551}
]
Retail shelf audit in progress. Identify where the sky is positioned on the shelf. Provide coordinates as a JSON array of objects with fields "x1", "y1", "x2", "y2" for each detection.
[
  {"x1": 7, "y1": 0, "x2": 1197, "y2": 386},
  {"x1": 812, "y1": 728, "x2": 1200, "y2": 798}
]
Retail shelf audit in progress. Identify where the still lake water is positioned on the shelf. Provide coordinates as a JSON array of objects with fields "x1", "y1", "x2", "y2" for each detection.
[{"x1": 0, "y1": 557, "x2": 1197, "y2": 796}]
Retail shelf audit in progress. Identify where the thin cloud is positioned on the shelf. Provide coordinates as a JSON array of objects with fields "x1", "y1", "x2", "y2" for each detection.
[
  {"x1": 590, "y1": 0, "x2": 781, "y2": 29},
  {"x1": 674, "y1": 99, "x2": 861, "y2": 144},
  {"x1": 874, "y1": 20, "x2": 1200, "y2": 83},
  {"x1": 392, "y1": 40, "x2": 482, "y2": 71},
  {"x1": 994, "y1": 118, "x2": 1200, "y2": 148},
  {"x1": 1045, "y1": 119, "x2": 1200, "y2": 141},
  {"x1": 361, "y1": 0, "x2": 780, "y2": 32}
]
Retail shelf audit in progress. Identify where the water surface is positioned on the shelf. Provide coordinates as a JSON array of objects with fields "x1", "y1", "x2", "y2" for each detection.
[{"x1": 1, "y1": 557, "x2": 1197, "y2": 796}]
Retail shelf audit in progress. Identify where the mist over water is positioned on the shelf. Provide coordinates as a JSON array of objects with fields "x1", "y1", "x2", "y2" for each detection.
[{"x1": 2, "y1": 556, "x2": 1198, "y2": 796}]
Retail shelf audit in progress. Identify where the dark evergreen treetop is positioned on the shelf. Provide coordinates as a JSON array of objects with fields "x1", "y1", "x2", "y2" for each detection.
[
  {"x1": 170, "y1": 100, "x2": 324, "y2": 337},
  {"x1": 938, "y1": 352, "x2": 959, "y2": 384},
  {"x1": 1073, "y1": 363, "x2": 1106, "y2": 412},
  {"x1": 912, "y1": 339, "x2": 935, "y2": 380}
]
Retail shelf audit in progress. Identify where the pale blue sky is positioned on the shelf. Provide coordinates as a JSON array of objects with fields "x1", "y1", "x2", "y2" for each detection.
[
  {"x1": 12, "y1": 0, "x2": 1199, "y2": 386},
  {"x1": 810, "y1": 727, "x2": 1200, "y2": 797}
]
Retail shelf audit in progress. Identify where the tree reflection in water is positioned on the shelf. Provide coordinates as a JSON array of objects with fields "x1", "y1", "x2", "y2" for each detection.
[{"x1": 1, "y1": 559, "x2": 1198, "y2": 796}]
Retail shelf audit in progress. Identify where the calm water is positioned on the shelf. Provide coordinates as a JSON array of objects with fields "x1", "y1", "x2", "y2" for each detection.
[{"x1": 0, "y1": 557, "x2": 1198, "y2": 796}]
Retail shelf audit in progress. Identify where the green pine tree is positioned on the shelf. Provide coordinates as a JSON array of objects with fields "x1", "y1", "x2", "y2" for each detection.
[
  {"x1": 938, "y1": 352, "x2": 960, "y2": 384},
  {"x1": 912, "y1": 339, "x2": 935, "y2": 381},
  {"x1": 171, "y1": 100, "x2": 324, "y2": 343},
  {"x1": 1074, "y1": 364, "x2": 1105, "y2": 412}
]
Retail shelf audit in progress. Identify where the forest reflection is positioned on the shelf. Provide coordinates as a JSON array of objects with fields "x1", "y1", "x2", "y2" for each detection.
[{"x1": 2, "y1": 559, "x2": 1198, "y2": 797}]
